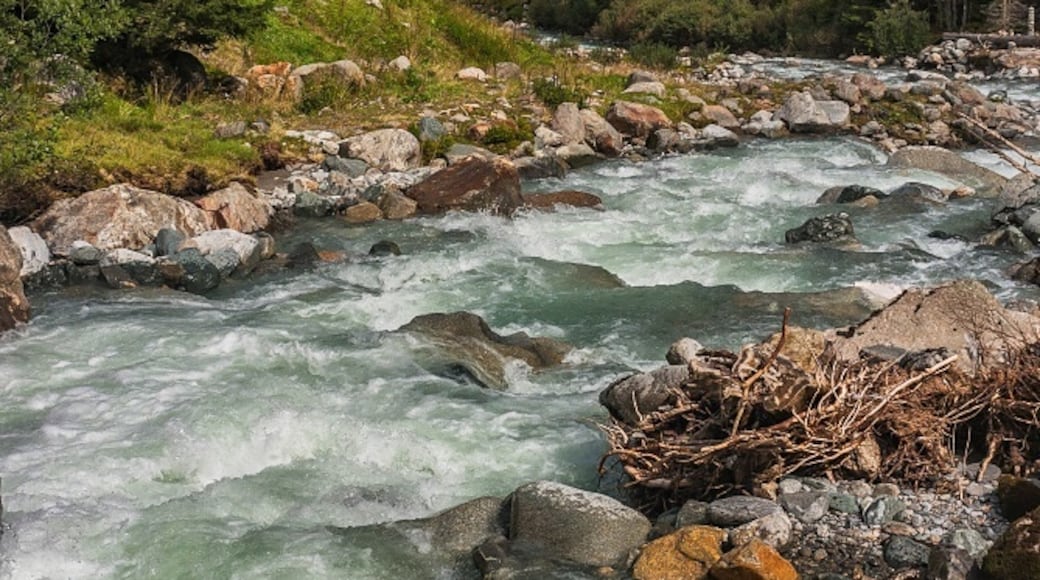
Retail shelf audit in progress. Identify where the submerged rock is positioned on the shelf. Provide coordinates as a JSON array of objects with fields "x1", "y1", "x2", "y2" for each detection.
[
  {"x1": 784, "y1": 213, "x2": 856, "y2": 244},
  {"x1": 0, "y1": 226, "x2": 31, "y2": 332},
  {"x1": 521, "y1": 190, "x2": 603, "y2": 211},
  {"x1": 399, "y1": 311, "x2": 572, "y2": 390},
  {"x1": 887, "y1": 146, "x2": 1007, "y2": 193}
]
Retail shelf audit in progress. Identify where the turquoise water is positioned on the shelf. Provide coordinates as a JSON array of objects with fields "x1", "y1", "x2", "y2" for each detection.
[{"x1": 0, "y1": 137, "x2": 1035, "y2": 579}]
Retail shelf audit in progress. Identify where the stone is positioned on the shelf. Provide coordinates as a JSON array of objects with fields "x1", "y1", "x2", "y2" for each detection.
[
  {"x1": 456, "y1": 67, "x2": 487, "y2": 82},
  {"x1": 676, "y1": 501, "x2": 711, "y2": 528},
  {"x1": 828, "y1": 493, "x2": 860, "y2": 515},
  {"x1": 945, "y1": 528, "x2": 989, "y2": 561},
  {"x1": 775, "y1": 91, "x2": 848, "y2": 133},
  {"x1": 406, "y1": 157, "x2": 523, "y2": 217},
  {"x1": 368, "y1": 240, "x2": 401, "y2": 257},
  {"x1": 522, "y1": 190, "x2": 603, "y2": 211},
  {"x1": 701, "y1": 105, "x2": 740, "y2": 129},
  {"x1": 779, "y1": 492, "x2": 829, "y2": 523},
  {"x1": 69, "y1": 241, "x2": 103, "y2": 265},
  {"x1": 415, "y1": 116, "x2": 445, "y2": 142},
  {"x1": 666, "y1": 338, "x2": 704, "y2": 366},
  {"x1": 195, "y1": 182, "x2": 271, "y2": 233},
  {"x1": 376, "y1": 190, "x2": 417, "y2": 220},
  {"x1": 100, "y1": 249, "x2": 160, "y2": 288},
  {"x1": 509, "y1": 480, "x2": 651, "y2": 568},
  {"x1": 0, "y1": 226, "x2": 31, "y2": 332},
  {"x1": 887, "y1": 146, "x2": 1007, "y2": 193},
  {"x1": 344, "y1": 201, "x2": 383, "y2": 224},
  {"x1": 181, "y1": 229, "x2": 263, "y2": 276},
  {"x1": 827, "y1": 280, "x2": 1040, "y2": 374},
  {"x1": 534, "y1": 125, "x2": 565, "y2": 148},
  {"x1": 514, "y1": 156, "x2": 568, "y2": 180},
  {"x1": 627, "y1": 70, "x2": 657, "y2": 86},
  {"x1": 160, "y1": 248, "x2": 221, "y2": 293},
  {"x1": 32, "y1": 183, "x2": 212, "y2": 255},
  {"x1": 833, "y1": 80, "x2": 862, "y2": 105},
  {"x1": 339, "y1": 128, "x2": 422, "y2": 172},
  {"x1": 784, "y1": 213, "x2": 855, "y2": 244},
  {"x1": 624, "y1": 81, "x2": 667, "y2": 98},
  {"x1": 154, "y1": 228, "x2": 186, "y2": 257},
  {"x1": 323, "y1": 156, "x2": 369, "y2": 177},
  {"x1": 633, "y1": 526, "x2": 726, "y2": 580},
  {"x1": 701, "y1": 124, "x2": 739, "y2": 147},
  {"x1": 729, "y1": 511, "x2": 792, "y2": 549},
  {"x1": 294, "y1": 191, "x2": 334, "y2": 218},
  {"x1": 816, "y1": 185, "x2": 886, "y2": 205},
  {"x1": 708, "y1": 539, "x2": 798, "y2": 580},
  {"x1": 874, "y1": 483, "x2": 900, "y2": 496},
  {"x1": 863, "y1": 496, "x2": 906, "y2": 526},
  {"x1": 214, "y1": 121, "x2": 247, "y2": 139},
  {"x1": 927, "y1": 546, "x2": 980, "y2": 580},
  {"x1": 7, "y1": 226, "x2": 50, "y2": 277},
  {"x1": 984, "y1": 506, "x2": 1040, "y2": 579},
  {"x1": 888, "y1": 182, "x2": 947, "y2": 204},
  {"x1": 551, "y1": 102, "x2": 586, "y2": 144},
  {"x1": 399, "y1": 311, "x2": 572, "y2": 390},
  {"x1": 555, "y1": 143, "x2": 600, "y2": 168},
  {"x1": 579, "y1": 109, "x2": 624, "y2": 157},
  {"x1": 884, "y1": 536, "x2": 931, "y2": 568},
  {"x1": 494, "y1": 61, "x2": 521, "y2": 80},
  {"x1": 397, "y1": 496, "x2": 507, "y2": 553},
  {"x1": 648, "y1": 128, "x2": 680, "y2": 152},
  {"x1": 708, "y1": 497, "x2": 783, "y2": 527},
  {"x1": 443, "y1": 143, "x2": 497, "y2": 165},
  {"x1": 388, "y1": 55, "x2": 411, "y2": 71},
  {"x1": 599, "y1": 365, "x2": 691, "y2": 425},
  {"x1": 997, "y1": 476, "x2": 1040, "y2": 521},
  {"x1": 605, "y1": 101, "x2": 672, "y2": 139}
]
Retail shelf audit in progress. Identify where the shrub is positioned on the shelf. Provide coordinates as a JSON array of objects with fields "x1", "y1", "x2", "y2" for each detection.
[
  {"x1": 297, "y1": 68, "x2": 357, "y2": 114},
  {"x1": 628, "y1": 42, "x2": 677, "y2": 69},
  {"x1": 863, "y1": 0, "x2": 932, "y2": 57},
  {"x1": 532, "y1": 77, "x2": 586, "y2": 108}
]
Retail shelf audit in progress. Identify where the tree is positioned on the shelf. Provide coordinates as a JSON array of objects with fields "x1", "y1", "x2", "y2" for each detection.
[{"x1": 863, "y1": 0, "x2": 933, "y2": 56}]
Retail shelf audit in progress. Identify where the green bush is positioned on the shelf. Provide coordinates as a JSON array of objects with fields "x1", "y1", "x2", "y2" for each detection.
[
  {"x1": 297, "y1": 69, "x2": 358, "y2": 114},
  {"x1": 863, "y1": 0, "x2": 932, "y2": 57},
  {"x1": 628, "y1": 42, "x2": 677, "y2": 69},
  {"x1": 532, "y1": 77, "x2": 587, "y2": 108}
]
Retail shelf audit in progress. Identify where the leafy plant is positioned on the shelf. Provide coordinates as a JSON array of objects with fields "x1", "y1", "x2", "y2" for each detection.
[
  {"x1": 532, "y1": 77, "x2": 586, "y2": 108},
  {"x1": 863, "y1": 0, "x2": 932, "y2": 57},
  {"x1": 628, "y1": 42, "x2": 677, "y2": 69}
]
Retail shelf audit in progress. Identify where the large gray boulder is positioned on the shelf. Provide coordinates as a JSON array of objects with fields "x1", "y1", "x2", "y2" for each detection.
[
  {"x1": 31, "y1": 184, "x2": 213, "y2": 256},
  {"x1": 827, "y1": 280, "x2": 1040, "y2": 374},
  {"x1": 181, "y1": 229, "x2": 263, "y2": 276},
  {"x1": 399, "y1": 311, "x2": 572, "y2": 390},
  {"x1": 775, "y1": 91, "x2": 849, "y2": 133},
  {"x1": 0, "y1": 226, "x2": 31, "y2": 331},
  {"x1": 339, "y1": 128, "x2": 422, "y2": 172},
  {"x1": 509, "y1": 481, "x2": 651, "y2": 567},
  {"x1": 580, "y1": 108, "x2": 624, "y2": 157},
  {"x1": 599, "y1": 365, "x2": 690, "y2": 425},
  {"x1": 406, "y1": 157, "x2": 523, "y2": 216},
  {"x1": 887, "y1": 146, "x2": 1007, "y2": 194},
  {"x1": 551, "y1": 102, "x2": 586, "y2": 145}
]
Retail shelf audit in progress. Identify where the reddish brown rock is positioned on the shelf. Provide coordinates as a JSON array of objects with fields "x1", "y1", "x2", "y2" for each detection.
[
  {"x1": 605, "y1": 101, "x2": 672, "y2": 139},
  {"x1": 32, "y1": 184, "x2": 212, "y2": 255},
  {"x1": 406, "y1": 157, "x2": 523, "y2": 216},
  {"x1": 0, "y1": 226, "x2": 30, "y2": 332},
  {"x1": 580, "y1": 108, "x2": 624, "y2": 156},
  {"x1": 195, "y1": 182, "x2": 271, "y2": 233},
  {"x1": 633, "y1": 526, "x2": 726, "y2": 580},
  {"x1": 709, "y1": 539, "x2": 799, "y2": 580},
  {"x1": 522, "y1": 190, "x2": 603, "y2": 211},
  {"x1": 344, "y1": 202, "x2": 384, "y2": 224}
]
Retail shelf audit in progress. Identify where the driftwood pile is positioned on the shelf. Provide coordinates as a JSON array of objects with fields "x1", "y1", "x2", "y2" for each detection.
[{"x1": 600, "y1": 310, "x2": 1040, "y2": 514}]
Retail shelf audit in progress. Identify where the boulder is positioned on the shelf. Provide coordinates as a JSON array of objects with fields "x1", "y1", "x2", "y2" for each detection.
[
  {"x1": 0, "y1": 226, "x2": 31, "y2": 332},
  {"x1": 606, "y1": 101, "x2": 672, "y2": 139},
  {"x1": 509, "y1": 480, "x2": 651, "y2": 567},
  {"x1": 399, "y1": 311, "x2": 572, "y2": 390},
  {"x1": 633, "y1": 526, "x2": 727, "y2": 580},
  {"x1": 826, "y1": 280, "x2": 1040, "y2": 374},
  {"x1": 289, "y1": 59, "x2": 364, "y2": 97},
  {"x1": 580, "y1": 108, "x2": 624, "y2": 157},
  {"x1": 888, "y1": 181, "x2": 947, "y2": 204},
  {"x1": 729, "y1": 511, "x2": 792, "y2": 549},
  {"x1": 522, "y1": 190, "x2": 603, "y2": 211},
  {"x1": 414, "y1": 116, "x2": 445, "y2": 142},
  {"x1": 514, "y1": 155, "x2": 568, "y2": 180},
  {"x1": 600, "y1": 365, "x2": 691, "y2": 425},
  {"x1": 887, "y1": 146, "x2": 1007, "y2": 193},
  {"x1": 775, "y1": 91, "x2": 849, "y2": 133},
  {"x1": 983, "y1": 506, "x2": 1040, "y2": 580},
  {"x1": 701, "y1": 124, "x2": 739, "y2": 148},
  {"x1": 195, "y1": 182, "x2": 271, "y2": 233},
  {"x1": 708, "y1": 539, "x2": 798, "y2": 580},
  {"x1": 778, "y1": 492, "x2": 829, "y2": 523},
  {"x1": 494, "y1": 61, "x2": 522, "y2": 80},
  {"x1": 376, "y1": 190, "x2": 417, "y2": 220},
  {"x1": 323, "y1": 155, "x2": 370, "y2": 177},
  {"x1": 627, "y1": 70, "x2": 658, "y2": 86},
  {"x1": 554, "y1": 143, "x2": 600, "y2": 168},
  {"x1": 339, "y1": 128, "x2": 422, "y2": 172},
  {"x1": 701, "y1": 105, "x2": 740, "y2": 129},
  {"x1": 443, "y1": 143, "x2": 497, "y2": 165},
  {"x1": 406, "y1": 156, "x2": 523, "y2": 216},
  {"x1": 551, "y1": 102, "x2": 586, "y2": 144},
  {"x1": 31, "y1": 184, "x2": 212, "y2": 256},
  {"x1": 396, "y1": 496, "x2": 508, "y2": 554},
  {"x1": 884, "y1": 536, "x2": 932, "y2": 569},
  {"x1": 784, "y1": 213, "x2": 855, "y2": 244},
  {"x1": 456, "y1": 67, "x2": 487, "y2": 82},
  {"x1": 99, "y1": 249, "x2": 161, "y2": 288},
  {"x1": 181, "y1": 229, "x2": 263, "y2": 276},
  {"x1": 816, "y1": 185, "x2": 886, "y2": 205},
  {"x1": 344, "y1": 201, "x2": 383, "y2": 224},
  {"x1": 158, "y1": 248, "x2": 222, "y2": 294},
  {"x1": 388, "y1": 55, "x2": 411, "y2": 71},
  {"x1": 368, "y1": 240, "x2": 401, "y2": 257},
  {"x1": 624, "y1": 81, "x2": 667, "y2": 98},
  {"x1": 707, "y1": 497, "x2": 783, "y2": 527},
  {"x1": 69, "y1": 241, "x2": 103, "y2": 265},
  {"x1": 154, "y1": 228, "x2": 186, "y2": 257},
  {"x1": 7, "y1": 226, "x2": 51, "y2": 277}
]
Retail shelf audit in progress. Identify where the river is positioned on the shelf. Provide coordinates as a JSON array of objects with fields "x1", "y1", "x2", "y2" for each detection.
[{"x1": 1, "y1": 133, "x2": 1038, "y2": 578}]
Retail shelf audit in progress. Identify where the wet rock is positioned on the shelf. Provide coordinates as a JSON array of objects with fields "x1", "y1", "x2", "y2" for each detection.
[
  {"x1": 339, "y1": 128, "x2": 421, "y2": 172},
  {"x1": 399, "y1": 311, "x2": 572, "y2": 390},
  {"x1": 648, "y1": 128, "x2": 680, "y2": 152},
  {"x1": 580, "y1": 108, "x2": 624, "y2": 157},
  {"x1": 0, "y1": 226, "x2": 30, "y2": 331},
  {"x1": 406, "y1": 157, "x2": 523, "y2": 216},
  {"x1": 981, "y1": 226, "x2": 1034, "y2": 253},
  {"x1": 884, "y1": 536, "x2": 931, "y2": 568},
  {"x1": 887, "y1": 146, "x2": 1007, "y2": 193},
  {"x1": 368, "y1": 240, "x2": 401, "y2": 257},
  {"x1": 7, "y1": 226, "x2": 50, "y2": 277},
  {"x1": 599, "y1": 365, "x2": 691, "y2": 425},
  {"x1": 633, "y1": 525, "x2": 726, "y2": 580},
  {"x1": 195, "y1": 182, "x2": 271, "y2": 233},
  {"x1": 551, "y1": 102, "x2": 585, "y2": 145},
  {"x1": 69, "y1": 241, "x2": 103, "y2": 265},
  {"x1": 400, "y1": 496, "x2": 508, "y2": 553},
  {"x1": 816, "y1": 185, "x2": 886, "y2": 205},
  {"x1": 708, "y1": 497, "x2": 783, "y2": 527},
  {"x1": 509, "y1": 480, "x2": 650, "y2": 567},
  {"x1": 159, "y1": 248, "x2": 221, "y2": 293},
  {"x1": 889, "y1": 182, "x2": 947, "y2": 204},
  {"x1": 605, "y1": 101, "x2": 672, "y2": 139},
  {"x1": 32, "y1": 183, "x2": 212, "y2": 255},
  {"x1": 709, "y1": 539, "x2": 798, "y2": 580},
  {"x1": 701, "y1": 124, "x2": 739, "y2": 147},
  {"x1": 344, "y1": 201, "x2": 383, "y2": 224},
  {"x1": 521, "y1": 190, "x2": 603, "y2": 211},
  {"x1": 776, "y1": 91, "x2": 849, "y2": 133},
  {"x1": 182, "y1": 229, "x2": 263, "y2": 276},
  {"x1": 784, "y1": 213, "x2": 855, "y2": 244},
  {"x1": 287, "y1": 242, "x2": 320, "y2": 269},
  {"x1": 100, "y1": 249, "x2": 161, "y2": 288},
  {"x1": 996, "y1": 475, "x2": 1040, "y2": 521},
  {"x1": 827, "y1": 280, "x2": 1040, "y2": 374},
  {"x1": 293, "y1": 191, "x2": 335, "y2": 218},
  {"x1": 376, "y1": 190, "x2": 417, "y2": 220}
]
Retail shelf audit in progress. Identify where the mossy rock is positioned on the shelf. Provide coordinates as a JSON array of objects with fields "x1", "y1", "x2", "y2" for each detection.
[{"x1": 983, "y1": 505, "x2": 1040, "y2": 579}]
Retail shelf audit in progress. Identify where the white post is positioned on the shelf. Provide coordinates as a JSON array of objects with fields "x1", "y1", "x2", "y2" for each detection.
[{"x1": 1030, "y1": 7, "x2": 1036, "y2": 37}]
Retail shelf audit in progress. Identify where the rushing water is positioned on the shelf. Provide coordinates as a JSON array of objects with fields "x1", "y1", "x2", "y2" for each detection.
[{"x1": 1, "y1": 137, "x2": 1039, "y2": 579}]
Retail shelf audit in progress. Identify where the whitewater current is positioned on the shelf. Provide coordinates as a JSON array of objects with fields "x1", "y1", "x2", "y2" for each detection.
[{"x1": 1, "y1": 136, "x2": 1037, "y2": 579}]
